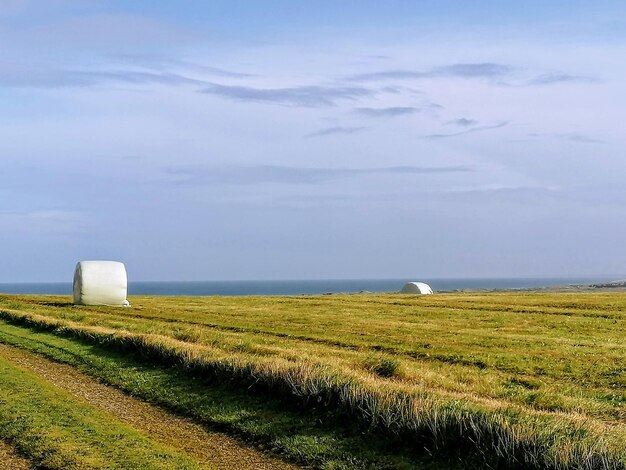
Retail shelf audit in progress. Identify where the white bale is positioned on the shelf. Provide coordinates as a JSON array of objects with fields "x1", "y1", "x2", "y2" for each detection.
[
  {"x1": 400, "y1": 282, "x2": 433, "y2": 295},
  {"x1": 73, "y1": 260, "x2": 130, "y2": 306}
]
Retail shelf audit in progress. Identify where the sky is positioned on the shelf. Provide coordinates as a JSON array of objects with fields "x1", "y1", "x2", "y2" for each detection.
[{"x1": 1, "y1": 1, "x2": 626, "y2": 282}]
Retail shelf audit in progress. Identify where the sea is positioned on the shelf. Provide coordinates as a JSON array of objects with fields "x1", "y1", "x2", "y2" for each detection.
[{"x1": 0, "y1": 277, "x2": 617, "y2": 296}]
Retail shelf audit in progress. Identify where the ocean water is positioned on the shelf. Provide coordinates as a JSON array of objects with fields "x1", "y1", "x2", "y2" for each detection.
[{"x1": 0, "y1": 277, "x2": 616, "y2": 296}]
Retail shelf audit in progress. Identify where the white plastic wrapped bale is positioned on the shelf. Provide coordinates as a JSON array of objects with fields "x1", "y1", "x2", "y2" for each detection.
[
  {"x1": 73, "y1": 261, "x2": 130, "y2": 306},
  {"x1": 400, "y1": 282, "x2": 433, "y2": 295}
]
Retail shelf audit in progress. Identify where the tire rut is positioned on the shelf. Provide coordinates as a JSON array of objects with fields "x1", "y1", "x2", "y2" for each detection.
[{"x1": 0, "y1": 343, "x2": 299, "y2": 470}]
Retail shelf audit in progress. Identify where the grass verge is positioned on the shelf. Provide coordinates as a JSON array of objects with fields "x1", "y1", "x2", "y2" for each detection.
[{"x1": 0, "y1": 351, "x2": 200, "y2": 469}]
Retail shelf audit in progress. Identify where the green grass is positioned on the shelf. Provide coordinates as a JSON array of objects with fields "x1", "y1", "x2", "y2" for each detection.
[
  {"x1": 0, "y1": 292, "x2": 624, "y2": 469},
  {"x1": 0, "y1": 320, "x2": 445, "y2": 469},
  {"x1": 0, "y1": 351, "x2": 200, "y2": 469}
]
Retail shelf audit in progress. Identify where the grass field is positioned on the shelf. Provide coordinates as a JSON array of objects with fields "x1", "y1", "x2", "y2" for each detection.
[{"x1": 0, "y1": 292, "x2": 624, "y2": 469}]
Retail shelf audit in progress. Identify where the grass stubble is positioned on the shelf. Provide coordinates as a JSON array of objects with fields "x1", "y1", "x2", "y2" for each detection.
[{"x1": 0, "y1": 292, "x2": 624, "y2": 469}]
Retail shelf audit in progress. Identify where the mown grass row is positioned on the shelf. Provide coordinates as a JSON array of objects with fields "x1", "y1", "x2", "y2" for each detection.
[
  {"x1": 0, "y1": 306, "x2": 623, "y2": 470},
  {"x1": 4, "y1": 293, "x2": 623, "y2": 392},
  {"x1": 2, "y1": 294, "x2": 622, "y2": 424},
  {"x1": 0, "y1": 349, "x2": 199, "y2": 469},
  {"x1": 0, "y1": 320, "x2": 446, "y2": 469}
]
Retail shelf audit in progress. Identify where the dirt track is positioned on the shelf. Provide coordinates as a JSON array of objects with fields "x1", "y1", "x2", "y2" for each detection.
[
  {"x1": 0, "y1": 440, "x2": 31, "y2": 470},
  {"x1": 0, "y1": 343, "x2": 298, "y2": 470}
]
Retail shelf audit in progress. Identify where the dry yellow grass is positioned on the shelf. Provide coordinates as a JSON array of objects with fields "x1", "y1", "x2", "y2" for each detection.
[{"x1": 0, "y1": 292, "x2": 624, "y2": 469}]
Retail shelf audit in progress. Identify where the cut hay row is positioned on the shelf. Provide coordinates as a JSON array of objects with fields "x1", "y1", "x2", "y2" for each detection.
[
  {"x1": 4, "y1": 295, "x2": 620, "y2": 424},
  {"x1": 0, "y1": 307, "x2": 623, "y2": 469}
]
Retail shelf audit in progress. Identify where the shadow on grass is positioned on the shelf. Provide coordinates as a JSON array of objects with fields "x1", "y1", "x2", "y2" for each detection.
[{"x1": 26, "y1": 299, "x2": 74, "y2": 308}]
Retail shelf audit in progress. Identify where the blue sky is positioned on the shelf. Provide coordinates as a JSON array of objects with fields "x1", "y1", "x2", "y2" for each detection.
[{"x1": 2, "y1": 1, "x2": 626, "y2": 282}]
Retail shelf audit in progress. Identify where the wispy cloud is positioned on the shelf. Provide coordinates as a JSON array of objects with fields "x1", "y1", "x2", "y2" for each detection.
[
  {"x1": 113, "y1": 54, "x2": 254, "y2": 78},
  {"x1": 349, "y1": 63, "x2": 597, "y2": 89},
  {"x1": 353, "y1": 106, "x2": 419, "y2": 117},
  {"x1": 349, "y1": 62, "x2": 512, "y2": 82},
  {"x1": 526, "y1": 132, "x2": 603, "y2": 144},
  {"x1": 429, "y1": 184, "x2": 563, "y2": 206},
  {"x1": 162, "y1": 165, "x2": 473, "y2": 185},
  {"x1": 350, "y1": 70, "x2": 428, "y2": 81},
  {"x1": 0, "y1": 49, "x2": 254, "y2": 89},
  {"x1": 563, "y1": 133, "x2": 603, "y2": 143},
  {"x1": 75, "y1": 70, "x2": 208, "y2": 86},
  {"x1": 436, "y1": 63, "x2": 512, "y2": 78},
  {"x1": 200, "y1": 83, "x2": 374, "y2": 107},
  {"x1": 446, "y1": 184, "x2": 559, "y2": 194},
  {"x1": 526, "y1": 73, "x2": 599, "y2": 86},
  {"x1": 304, "y1": 126, "x2": 367, "y2": 138},
  {"x1": 425, "y1": 122, "x2": 508, "y2": 139},
  {"x1": 445, "y1": 118, "x2": 477, "y2": 127},
  {"x1": 0, "y1": 63, "x2": 210, "y2": 88},
  {"x1": 437, "y1": 184, "x2": 561, "y2": 203}
]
